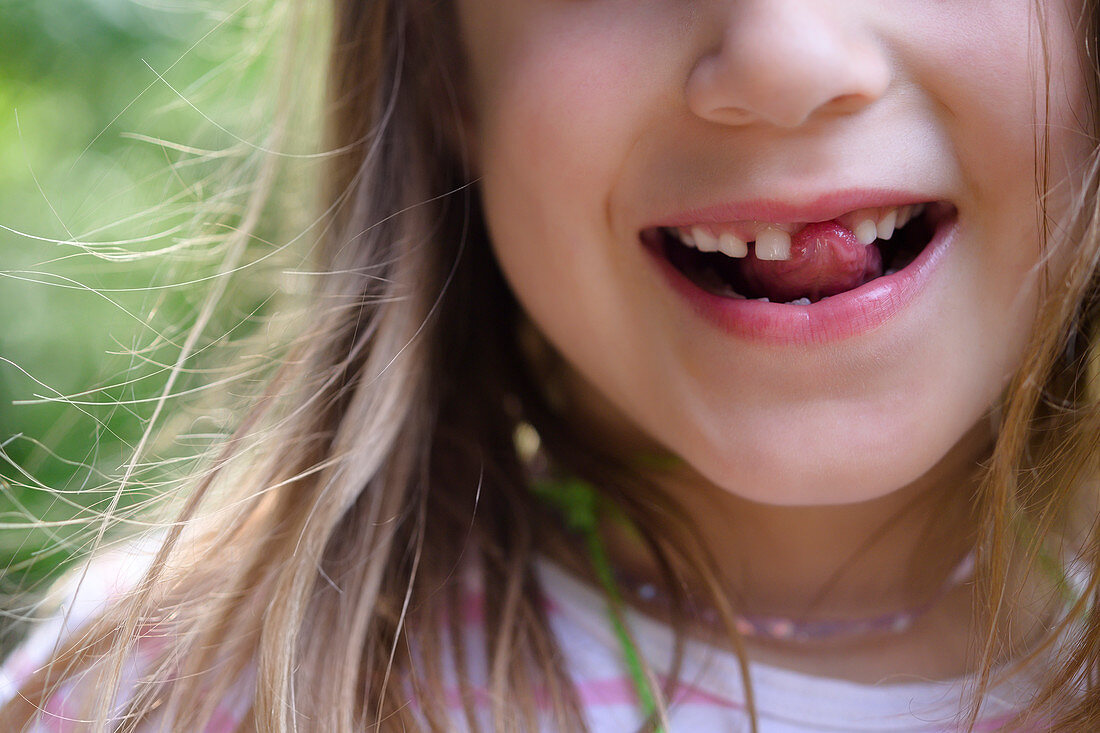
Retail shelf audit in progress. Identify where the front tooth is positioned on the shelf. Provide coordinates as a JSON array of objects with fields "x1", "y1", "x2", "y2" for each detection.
[
  {"x1": 718, "y1": 232, "x2": 748, "y2": 258},
  {"x1": 876, "y1": 209, "x2": 898, "y2": 240},
  {"x1": 692, "y1": 226, "x2": 719, "y2": 252},
  {"x1": 754, "y1": 227, "x2": 791, "y2": 260},
  {"x1": 854, "y1": 219, "x2": 878, "y2": 245}
]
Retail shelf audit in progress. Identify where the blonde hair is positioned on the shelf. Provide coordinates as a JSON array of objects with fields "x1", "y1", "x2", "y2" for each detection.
[{"x1": 6, "y1": 0, "x2": 1100, "y2": 731}]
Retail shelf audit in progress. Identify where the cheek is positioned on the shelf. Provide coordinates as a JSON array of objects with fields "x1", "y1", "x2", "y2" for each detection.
[
  {"x1": 461, "y1": 0, "x2": 689, "y2": 219},
  {"x1": 474, "y1": 39, "x2": 633, "y2": 350},
  {"x1": 906, "y1": 8, "x2": 1040, "y2": 192},
  {"x1": 905, "y1": 3, "x2": 1090, "y2": 305},
  {"x1": 931, "y1": 3, "x2": 1088, "y2": 195},
  {"x1": 471, "y1": 11, "x2": 669, "y2": 202},
  {"x1": 462, "y1": 3, "x2": 683, "y2": 365}
]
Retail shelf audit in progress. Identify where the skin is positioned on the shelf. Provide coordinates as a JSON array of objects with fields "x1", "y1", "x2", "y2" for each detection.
[{"x1": 456, "y1": 0, "x2": 1093, "y2": 678}]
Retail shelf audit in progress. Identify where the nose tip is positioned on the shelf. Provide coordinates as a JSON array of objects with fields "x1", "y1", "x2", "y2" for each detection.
[{"x1": 686, "y1": 4, "x2": 891, "y2": 129}]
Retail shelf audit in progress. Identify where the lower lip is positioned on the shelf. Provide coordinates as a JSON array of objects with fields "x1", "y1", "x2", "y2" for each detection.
[{"x1": 643, "y1": 214, "x2": 957, "y2": 346}]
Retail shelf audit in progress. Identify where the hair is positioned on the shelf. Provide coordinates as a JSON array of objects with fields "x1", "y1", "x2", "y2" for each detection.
[{"x1": 5, "y1": 0, "x2": 1100, "y2": 731}]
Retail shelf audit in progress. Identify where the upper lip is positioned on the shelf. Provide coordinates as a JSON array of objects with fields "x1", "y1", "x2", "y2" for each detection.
[{"x1": 645, "y1": 188, "x2": 939, "y2": 229}]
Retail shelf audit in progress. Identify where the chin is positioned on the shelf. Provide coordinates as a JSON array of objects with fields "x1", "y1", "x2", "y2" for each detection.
[{"x1": 685, "y1": 422, "x2": 961, "y2": 507}]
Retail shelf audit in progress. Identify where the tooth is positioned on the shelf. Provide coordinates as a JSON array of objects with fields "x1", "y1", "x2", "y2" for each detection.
[
  {"x1": 692, "y1": 227, "x2": 719, "y2": 252},
  {"x1": 911, "y1": 203, "x2": 926, "y2": 220},
  {"x1": 876, "y1": 209, "x2": 898, "y2": 240},
  {"x1": 895, "y1": 206, "x2": 912, "y2": 228},
  {"x1": 755, "y1": 227, "x2": 792, "y2": 260},
  {"x1": 678, "y1": 228, "x2": 697, "y2": 247},
  {"x1": 854, "y1": 219, "x2": 878, "y2": 245},
  {"x1": 718, "y1": 232, "x2": 748, "y2": 258},
  {"x1": 718, "y1": 285, "x2": 746, "y2": 299},
  {"x1": 787, "y1": 297, "x2": 811, "y2": 306}
]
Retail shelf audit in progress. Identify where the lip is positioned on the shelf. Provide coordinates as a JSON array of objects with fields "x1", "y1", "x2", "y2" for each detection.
[
  {"x1": 649, "y1": 189, "x2": 933, "y2": 228},
  {"x1": 642, "y1": 202, "x2": 958, "y2": 346}
]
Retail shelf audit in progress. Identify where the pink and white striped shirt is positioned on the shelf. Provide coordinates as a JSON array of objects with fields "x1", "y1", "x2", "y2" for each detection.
[{"x1": 1, "y1": 553, "x2": 1044, "y2": 732}]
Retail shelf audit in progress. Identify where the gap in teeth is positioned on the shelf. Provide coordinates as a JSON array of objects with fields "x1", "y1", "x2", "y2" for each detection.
[
  {"x1": 670, "y1": 203, "x2": 926, "y2": 261},
  {"x1": 659, "y1": 202, "x2": 934, "y2": 304}
]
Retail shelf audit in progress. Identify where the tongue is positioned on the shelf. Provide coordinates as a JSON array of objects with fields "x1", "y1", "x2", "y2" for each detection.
[{"x1": 740, "y1": 221, "x2": 883, "y2": 303}]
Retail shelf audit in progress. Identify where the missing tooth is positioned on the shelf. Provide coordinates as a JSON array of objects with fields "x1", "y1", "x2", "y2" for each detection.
[{"x1": 658, "y1": 207, "x2": 936, "y2": 302}]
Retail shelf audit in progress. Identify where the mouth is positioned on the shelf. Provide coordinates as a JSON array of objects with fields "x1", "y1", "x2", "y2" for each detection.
[{"x1": 641, "y1": 201, "x2": 957, "y2": 305}]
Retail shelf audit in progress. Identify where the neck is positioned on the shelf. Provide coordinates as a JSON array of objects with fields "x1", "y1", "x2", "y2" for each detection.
[
  {"x1": 629, "y1": 423, "x2": 987, "y2": 621},
  {"x1": 550, "y1": 371, "x2": 993, "y2": 627}
]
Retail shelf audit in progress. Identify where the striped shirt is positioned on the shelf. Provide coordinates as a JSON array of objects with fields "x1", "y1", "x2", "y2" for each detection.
[{"x1": 1, "y1": 553, "x2": 1043, "y2": 731}]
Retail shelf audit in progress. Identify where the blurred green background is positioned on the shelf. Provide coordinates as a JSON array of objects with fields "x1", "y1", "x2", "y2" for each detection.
[{"x1": 0, "y1": 0, "x2": 312, "y2": 633}]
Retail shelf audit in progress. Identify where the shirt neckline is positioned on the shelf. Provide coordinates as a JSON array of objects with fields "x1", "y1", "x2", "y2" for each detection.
[{"x1": 535, "y1": 557, "x2": 1037, "y2": 730}]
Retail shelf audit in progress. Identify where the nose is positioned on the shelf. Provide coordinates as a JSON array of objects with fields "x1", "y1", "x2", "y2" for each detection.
[{"x1": 686, "y1": 0, "x2": 891, "y2": 129}]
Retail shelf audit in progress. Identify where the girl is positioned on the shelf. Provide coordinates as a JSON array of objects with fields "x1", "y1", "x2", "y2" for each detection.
[{"x1": 3, "y1": 0, "x2": 1100, "y2": 730}]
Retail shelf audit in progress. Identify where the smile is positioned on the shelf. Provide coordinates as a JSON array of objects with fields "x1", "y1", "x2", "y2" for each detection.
[
  {"x1": 640, "y1": 196, "x2": 959, "y2": 344},
  {"x1": 666, "y1": 203, "x2": 924, "y2": 263}
]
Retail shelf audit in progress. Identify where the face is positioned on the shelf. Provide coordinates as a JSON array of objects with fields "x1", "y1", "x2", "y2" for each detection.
[{"x1": 456, "y1": 0, "x2": 1093, "y2": 505}]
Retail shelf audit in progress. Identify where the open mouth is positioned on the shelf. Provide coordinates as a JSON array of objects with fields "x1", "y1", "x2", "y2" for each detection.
[{"x1": 641, "y1": 201, "x2": 957, "y2": 305}]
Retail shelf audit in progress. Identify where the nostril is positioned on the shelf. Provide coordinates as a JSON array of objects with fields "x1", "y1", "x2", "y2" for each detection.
[
  {"x1": 684, "y1": 8, "x2": 891, "y2": 130},
  {"x1": 827, "y1": 93, "x2": 874, "y2": 112},
  {"x1": 693, "y1": 104, "x2": 758, "y2": 127},
  {"x1": 686, "y1": 66, "x2": 886, "y2": 129}
]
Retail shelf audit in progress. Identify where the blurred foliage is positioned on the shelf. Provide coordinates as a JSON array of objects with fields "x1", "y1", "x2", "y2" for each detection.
[{"x1": 0, "y1": 0, "x2": 320, "y2": 627}]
